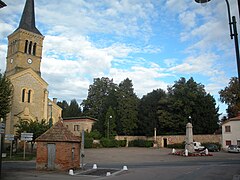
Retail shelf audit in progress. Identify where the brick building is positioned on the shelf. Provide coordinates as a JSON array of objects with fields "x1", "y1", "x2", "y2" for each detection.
[{"x1": 36, "y1": 120, "x2": 81, "y2": 171}]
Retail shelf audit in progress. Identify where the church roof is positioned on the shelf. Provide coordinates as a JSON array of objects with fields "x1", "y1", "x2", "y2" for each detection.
[
  {"x1": 0, "y1": 1, "x2": 7, "y2": 8},
  {"x1": 17, "y1": 0, "x2": 42, "y2": 35},
  {"x1": 36, "y1": 120, "x2": 80, "y2": 143}
]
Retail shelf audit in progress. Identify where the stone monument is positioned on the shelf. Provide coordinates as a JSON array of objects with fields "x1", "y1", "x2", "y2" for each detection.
[{"x1": 185, "y1": 122, "x2": 194, "y2": 153}]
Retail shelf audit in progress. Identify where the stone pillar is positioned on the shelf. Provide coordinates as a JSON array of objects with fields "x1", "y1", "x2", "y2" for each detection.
[{"x1": 185, "y1": 122, "x2": 194, "y2": 153}]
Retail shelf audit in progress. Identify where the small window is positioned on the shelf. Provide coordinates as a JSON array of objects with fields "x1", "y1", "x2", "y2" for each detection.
[
  {"x1": 74, "y1": 125, "x2": 80, "y2": 131},
  {"x1": 33, "y1": 43, "x2": 36, "y2": 55},
  {"x1": 225, "y1": 126, "x2": 231, "y2": 132},
  {"x1": 226, "y1": 140, "x2": 231, "y2": 146},
  {"x1": 28, "y1": 41, "x2": 32, "y2": 54},
  {"x1": 237, "y1": 140, "x2": 240, "y2": 146},
  {"x1": 22, "y1": 89, "x2": 26, "y2": 102},
  {"x1": 24, "y1": 40, "x2": 28, "y2": 53},
  {"x1": 27, "y1": 90, "x2": 31, "y2": 103}
]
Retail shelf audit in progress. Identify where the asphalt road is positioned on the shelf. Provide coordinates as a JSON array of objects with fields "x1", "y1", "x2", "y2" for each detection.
[{"x1": 1, "y1": 148, "x2": 240, "y2": 180}]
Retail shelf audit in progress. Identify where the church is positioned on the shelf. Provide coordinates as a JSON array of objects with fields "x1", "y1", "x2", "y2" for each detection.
[{"x1": 5, "y1": 0, "x2": 62, "y2": 136}]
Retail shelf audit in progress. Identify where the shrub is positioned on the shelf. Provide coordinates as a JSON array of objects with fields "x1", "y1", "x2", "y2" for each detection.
[
  {"x1": 100, "y1": 138, "x2": 119, "y2": 148},
  {"x1": 84, "y1": 138, "x2": 93, "y2": 148},
  {"x1": 128, "y1": 139, "x2": 153, "y2": 147},
  {"x1": 118, "y1": 140, "x2": 127, "y2": 147}
]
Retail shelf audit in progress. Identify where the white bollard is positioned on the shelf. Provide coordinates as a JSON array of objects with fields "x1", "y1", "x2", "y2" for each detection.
[
  {"x1": 185, "y1": 149, "x2": 188, "y2": 156},
  {"x1": 93, "y1": 164, "x2": 97, "y2": 169},
  {"x1": 106, "y1": 172, "x2": 111, "y2": 176},
  {"x1": 205, "y1": 148, "x2": 209, "y2": 155},
  {"x1": 172, "y1": 148, "x2": 176, "y2": 154},
  {"x1": 69, "y1": 169, "x2": 74, "y2": 175},
  {"x1": 123, "y1": 166, "x2": 128, "y2": 171}
]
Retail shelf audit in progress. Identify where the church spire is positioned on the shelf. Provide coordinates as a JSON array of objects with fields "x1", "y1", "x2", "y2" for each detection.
[{"x1": 18, "y1": 0, "x2": 42, "y2": 35}]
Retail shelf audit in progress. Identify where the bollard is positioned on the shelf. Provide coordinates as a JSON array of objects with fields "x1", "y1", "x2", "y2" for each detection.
[
  {"x1": 93, "y1": 164, "x2": 97, "y2": 169},
  {"x1": 205, "y1": 148, "x2": 208, "y2": 155},
  {"x1": 172, "y1": 148, "x2": 176, "y2": 154},
  {"x1": 69, "y1": 169, "x2": 74, "y2": 175},
  {"x1": 123, "y1": 166, "x2": 128, "y2": 170},
  {"x1": 185, "y1": 149, "x2": 188, "y2": 156}
]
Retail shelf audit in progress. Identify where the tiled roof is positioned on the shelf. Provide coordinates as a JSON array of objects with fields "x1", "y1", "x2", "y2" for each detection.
[
  {"x1": 221, "y1": 115, "x2": 240, "y2": 125},
  {"x1": 36, "y1": 121, "x2": 80, "y2": 142}
]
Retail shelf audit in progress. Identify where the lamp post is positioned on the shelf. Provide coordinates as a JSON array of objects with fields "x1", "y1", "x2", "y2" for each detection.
[
  {"x1": 48, "y1": 102, "x2": 53, "y2": 127},
  {"x1": 108, "y1": 116, "x2": 112, "y2": 139},
  {"x1": 195, "y1": 0, "x2": 240, "y2": 84}
]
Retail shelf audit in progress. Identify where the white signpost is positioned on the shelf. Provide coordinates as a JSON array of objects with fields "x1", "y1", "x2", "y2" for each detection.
[
  {"x1": 21, "y1": 133, "x2": 33, "y2": 159},
  {"x1": 5, "y1": 134, "x2": 14, "y2": 159}
]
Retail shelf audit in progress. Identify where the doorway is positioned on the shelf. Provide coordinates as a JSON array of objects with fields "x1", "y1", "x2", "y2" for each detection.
[
  {"x1": 163, "y1": 138, "x2": 168, "y2": 147},
  {"x1": 47, "y1": 143, "x2": 56, "y2": 170}
]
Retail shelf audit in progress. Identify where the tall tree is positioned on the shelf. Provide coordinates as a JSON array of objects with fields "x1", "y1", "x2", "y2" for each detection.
[
  {"x1": 67, "y1": 99, "x2": 82, "y2": 117},
  {"x1": 82, "y1": 77, "x2": 117, "y2": 134},
  {"x1": 0, "y1": 72, "x2": 13, "y2": 119},
  {"x1": 117, "y1": 78, "x2": 139, "y2": 135},
  {"x1": 219, "y1": 77, "x2": 240, "y2": 118},
  {"x1": 158, "y1": 77, "x2": 219, "y2": 134},
  {"x1": 137, "y1": 89, "x2": 166, "y2": 136},
  {"x1": 57, "y1": 100, "x2": 69, "y2": 118}
]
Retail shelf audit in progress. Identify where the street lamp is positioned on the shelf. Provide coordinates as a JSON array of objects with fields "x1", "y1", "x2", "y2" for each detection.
[
  {"x1": 195, "y1": 0, "x2": 240, "y2": 84},
  {"x1": 108, "y1": 116, "x2": 112, "y2": 139},
  {"x1": 48, "y1": 102, "x2": 53, "y2": 127}
]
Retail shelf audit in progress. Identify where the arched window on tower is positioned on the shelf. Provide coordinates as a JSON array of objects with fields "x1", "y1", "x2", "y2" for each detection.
[
  {"x1": 27, "y1": 90, "x2": 31, "y2": 103},
  {"x1": 33, "y1": 43, "x2": 36, "y2": 55},
  {"x1": 24, "y1": 40, "x2": 28, "y2": 53},
  {"x1": 22, "y1": 89, "x2": 26, "y2": 102},
  {"x1": 28, "y1": 41, "x2": 32, "y2": 54}
]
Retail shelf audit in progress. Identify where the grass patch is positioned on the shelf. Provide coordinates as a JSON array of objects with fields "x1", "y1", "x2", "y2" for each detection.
[{"x1": 2, "y1": 153, "x2": 36, "y2": 161}]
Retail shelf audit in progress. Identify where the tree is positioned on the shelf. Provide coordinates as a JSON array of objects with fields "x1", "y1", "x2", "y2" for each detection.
[
  {"x1": 67, "y1": 99, "x2": 82, "y2": 117},
  {"x1": 15, "y1": 119, "x2": 49, "y2": 151},
  {"x1": 117, "y1": 78, "x2": 139, "y2": 135},
  {"x1": 57, "y1": 100, "x2": 69, "y2": 118},
  {"x1": 219, "y1": 77, "x2": 240, "y2": 118},
  {"x1": 158, "y1": 77, "x2": 219, "y2": 134},
  {"x1": 82, "y1": 77, "x2": 118, "y2": 135},
  {"x1": 0, "y1": 72, "x2": 13, "y2": 119},
  {"x1": 137, "y1": 89, "x2": 166, "y2": 136}
]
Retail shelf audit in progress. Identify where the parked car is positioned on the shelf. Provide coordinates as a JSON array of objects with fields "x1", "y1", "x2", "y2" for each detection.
[
  {"x1": 193, "y1": 142, "x2": 205, "y2": 151},
  {"x1": 227, "y1": 145, "x2": 240, "y2": 153},
  {"x1": 205, "y1": 144, "x2": 220, "y2": 152}
]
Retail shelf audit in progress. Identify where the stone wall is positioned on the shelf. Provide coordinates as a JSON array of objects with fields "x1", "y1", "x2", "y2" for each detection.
[{"x1": 115, "y1": 134, "x2": 222, "y2": 148}]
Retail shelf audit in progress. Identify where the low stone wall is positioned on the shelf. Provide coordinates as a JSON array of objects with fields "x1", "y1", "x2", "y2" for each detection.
[{"x1": 115, "y1": 134, "x2": 222, "y2": 148}]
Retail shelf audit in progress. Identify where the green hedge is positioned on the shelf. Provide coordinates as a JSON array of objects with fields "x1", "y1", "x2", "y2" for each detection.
[
  {"x1": 84, "y1": 138, "x2": 94, "y2": 148},
  {"x1": 100, "y1": 138, "x2": 119, "y2": 148},
  {"x1": 167, "y1": 142, "x2": 185, "y2": 149},
  {"x1": 128, "y1": 139, "x2": 153, "y2": 147}
]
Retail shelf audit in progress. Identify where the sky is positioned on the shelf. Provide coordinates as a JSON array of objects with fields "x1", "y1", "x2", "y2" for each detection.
[{"x1": 0, "y1": 0, "x2": 239, "y2": 117}]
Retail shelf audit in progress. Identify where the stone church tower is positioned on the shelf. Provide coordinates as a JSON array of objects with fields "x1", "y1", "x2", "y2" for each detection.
[{"x1": 5, "y1": 0, "x2": 62, "y2": 135}]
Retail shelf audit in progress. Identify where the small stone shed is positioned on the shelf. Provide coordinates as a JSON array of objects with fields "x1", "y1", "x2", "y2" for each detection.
[{"x1": 36, "y1": 120, "x2": 81, "y2": 171}]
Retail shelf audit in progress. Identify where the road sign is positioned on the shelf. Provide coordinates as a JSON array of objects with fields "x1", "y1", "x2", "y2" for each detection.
[
  {"x1": 21, "y1": 137, "x2": 33, "y2": 141},
  {"x1": 5, "y1": 134, "x2": 14, "y2": 141},
  {"x1": 21, "y1": 133, "x2": 33, "y2": 137},
  {"x1": 21, "y1": 133, "x2": 33, "y2": 141},
  {"x1": 0, "y1": 123, "x2": 5, "y2": 129}
]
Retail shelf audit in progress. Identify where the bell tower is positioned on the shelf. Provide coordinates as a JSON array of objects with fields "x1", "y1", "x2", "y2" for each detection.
[{"x1": 5, "y1": 0, "x2": 44, "y2": 77}]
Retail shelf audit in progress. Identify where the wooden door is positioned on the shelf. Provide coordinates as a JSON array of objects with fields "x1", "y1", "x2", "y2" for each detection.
[{"x1": 47, "y1": 143, "x2": 56, "y2": 170}]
